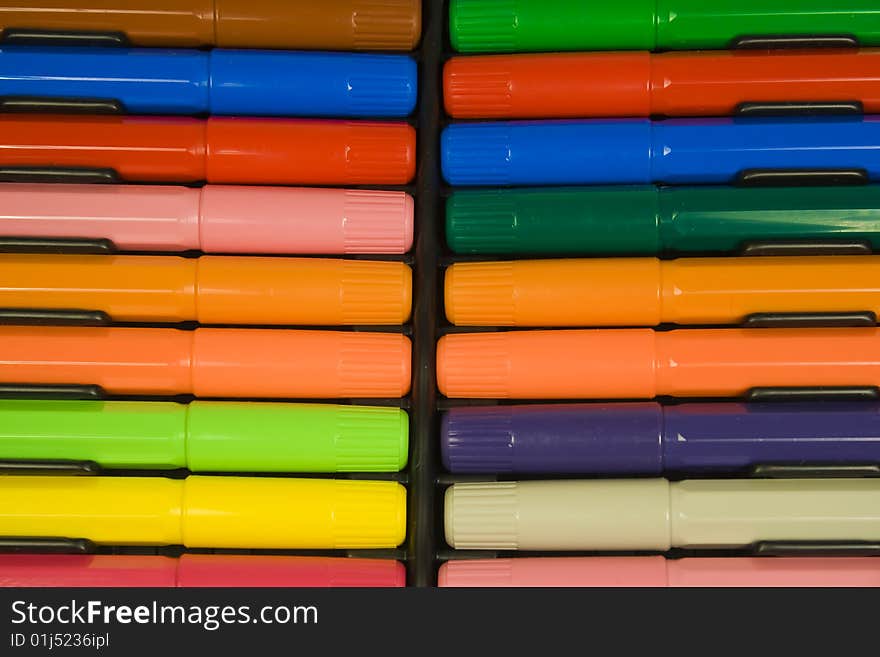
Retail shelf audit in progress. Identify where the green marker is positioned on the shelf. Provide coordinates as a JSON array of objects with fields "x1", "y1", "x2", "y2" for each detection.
[
  {"x1": 450, "y1": 0, "x2": 880, "y2": 52},
  {"x1": 446, "y1": 185, "x2": 880, "y2": 256},
  {"x1": 0, "y1": 400, "x2": 408, "y2": 473}
]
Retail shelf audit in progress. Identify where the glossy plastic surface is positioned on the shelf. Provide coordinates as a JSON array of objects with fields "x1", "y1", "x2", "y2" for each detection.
[
  {"x1": 441, "y1": 117, "x2": 880, "y2": 186},
  {"x1": 444, "y1": 50, "x2": 880, "y2": 118},
  {"x1": 0, "y1": 47, "x2": 416, "y2": 117},
  {"x1": 0, "y1": 475, "x2": 407, "y2": 549},
  {"x1": 449, "y1": 0, "x2": 880, "y2": 52},
  {"x1": 0, "y1": 326, "x2": 412, "y2": 398},
  {"x1": 437, "y1": 327, "x2": 880, "y2": 399},
  {"x1": 445, "y1": 255, "x2": 880, "y2": 326},
  {"x1": 0, "y1": 0, "x2": 421, "y2": 50},
  {"x1": 0, "y1": 399, "x2": 409, "y2": 472},
  {"x1": 445, "y1": 185, "x2": 880, "y2": 255},
  {"x1": 0, "y1": 183, "x2": 413, "y2": 254}
]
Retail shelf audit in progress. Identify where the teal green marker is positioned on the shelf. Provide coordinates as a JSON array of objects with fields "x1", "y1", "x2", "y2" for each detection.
[
  {"x1": 446, "y1": 185, "x2": 880, "y2": 256},
  {"x1": 0, "y1": 400, "x2": 408, "y2": 473},
  {"x1": 450, "y1": 0, "x2": 880, "y2": 52}
]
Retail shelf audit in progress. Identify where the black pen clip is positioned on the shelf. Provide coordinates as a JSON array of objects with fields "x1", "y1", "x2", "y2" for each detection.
[
  {"x1": 741, "y1": 311, "x2": 876, "y2": 328},
  {"x1": 0, "y1": 237, "x2": 117, "y2": 255},
  {"x1": 731, "y1": 34, "x2": 860, "y2": 49},
  {"x1": 737, "y1": 168, "x2": 869, "y2": 187},
  {"x1": 752, "y1": 541, "x2": 880, "y2": 557},
  {"x1": 749, "y1": 463, "x2": 880, "y2": 478},
  {"x1": 739, "y1": 240, "x2": 872, "y2": 256},
  {"x1": 0, "y1": 384, "x2": 106, "y2": 400},
  {"x1": 0, "y1": 460, "x2": 101, "y2": 476},
  {"x1": 747, "y1": 386, "x2": 880, "y2": 402},
  {"x1": 0, "y1": 96, "x2": 125, "y2": 115},
  {"x1": 0, "y1": 309, "x2": 111, "y2": 326},
  {"x1": 0, "y1": 537, "x2": 96, "y2": 554},
  {"x1": 736, "y1": 101, "x2": 863, "y2": 117},
  {"x1": 0, "y1": 28, "x2": 129, "y2": 47},
  {"x1": 0, "y1": 167, "x2": 120, "y2": 184}
]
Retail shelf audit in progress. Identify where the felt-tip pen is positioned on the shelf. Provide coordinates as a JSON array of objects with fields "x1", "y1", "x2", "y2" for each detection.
[
  {"x1": 0, "y1": 183, "x2": 414, "y2": 255},
  {"x1": 0, "y1": 0, "x2": 421, "y2": 51},
  {"x1": 0, "y1": 46, "x2": 416, "y2": 118},
  {"x1": 437, "y1": 327, "x2": 880, "y2": 399},
  {"x1": 441, "y1": 117, "x2": 880, "y2": 186},
  {"x1": 445, "y1": 185, "x2": 880, "y2": 256},
  {"x1": 0, "y1": 325, "x2": 411, "y2": 399},
  {"x1": 449, "y1": 0, "x2": 880, "y2": 52},
  {"x1": 0, "y1": 115, "x2": 415, "y2": 185},
  {"x1": 0, "y1": 399, "x2": 408, "y2": 473},
  {"x1": 0, "y1": 554, "x2": 406, "y2": 588},
  {"x1": 445, "y1": 49, "x2": 880, "y2": 118},
  {"x1": 445, "y1": 256, "x2": 880, "y2": 327},
  {"x1": 438, "y1": 557, "x2": 880, "y2": 588},
  {"x1": 444, "y1": 478, "x2": 880, "y2": 550},
  {"x1": 0, "y1": 254, "x2": 412, "y2": 325},
  {"x1": 441, "y1": 402, "x2": 880, "y2": 474},
  {"x1": 0, "y1": 475, "x2": 406, "y2": 549}
]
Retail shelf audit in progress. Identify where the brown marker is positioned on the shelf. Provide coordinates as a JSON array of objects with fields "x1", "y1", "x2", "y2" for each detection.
[{"x1": 0, "y1": 0, "x2": 421, "y2": 50}]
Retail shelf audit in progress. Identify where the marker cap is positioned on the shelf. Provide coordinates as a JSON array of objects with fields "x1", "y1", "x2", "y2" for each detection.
[
  {"x1": 200, "y1": 186, "x2": 414, "y2": 255},
  {"x1": 0, "y1": 555, "x2": 179, "y2": 588},
  {"x1": 176, "y1": 554, "x2": 407, "y2": 587},
  {"x1": 438, "y1": 557, "x2": 668, "y2": 587},
  {"x1": 183, "y1": 476, "x2": 407, "y2": 549},
  {"x1": 441, "y1": 403, "x2": 663, "y2": 474},
  {"x1": 444, "y1": 479, "x2": 671, "y2": 550},
  {"x1": 446, "y1": 187, "x2": 659, "y2": 255},
  {"x1": 187, "y1": 401, "x2": 409, "y2": 472},
  {"x1": 206, "y1": 118, "x2": 416, "y2": 185},
  {"x1": 449, "y1": 0, "x2": 656, "y2": 52}
]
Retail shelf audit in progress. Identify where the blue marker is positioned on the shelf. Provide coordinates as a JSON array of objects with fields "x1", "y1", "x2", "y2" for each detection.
[
  {"x1": 0, "y1": 46, "x2": 417, "y2": 118},
  {"x1": 441, "y1": 117, "x2": 880, "y2": 186}
]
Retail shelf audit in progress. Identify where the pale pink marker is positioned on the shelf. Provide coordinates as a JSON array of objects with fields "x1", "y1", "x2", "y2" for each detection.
[
  {"x1": 438, "y1": 557, "x2": 880, "y2": 587},
  {"x1": 0, "y1": 183, "x2": 414, "y2": 254}
]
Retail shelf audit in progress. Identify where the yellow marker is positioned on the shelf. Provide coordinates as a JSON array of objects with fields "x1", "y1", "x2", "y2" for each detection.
[{"x1": 0, "y1": 476, "x2": 406, "y2": 549}]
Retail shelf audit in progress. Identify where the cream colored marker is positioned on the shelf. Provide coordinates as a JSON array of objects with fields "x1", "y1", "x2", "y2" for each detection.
[{"x1": 444, "y1": 479, "x2": 880, "y2": 551}]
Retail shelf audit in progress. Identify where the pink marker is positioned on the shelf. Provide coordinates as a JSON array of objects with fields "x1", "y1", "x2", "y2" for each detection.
[
  {"x1": 438, "y1": 557, "x2": 880, "y2": 587},
  {"x1": 0, "y1": 183, "x2": 414, "y2": 254}
]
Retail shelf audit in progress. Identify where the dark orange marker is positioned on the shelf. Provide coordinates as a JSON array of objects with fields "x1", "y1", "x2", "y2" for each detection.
[
  {"x1": 0, "y1": 115, "x2": 415, "y2": 185},
  {"x1": 445, "y1": 49, "x2": 880, "y2": 119}
]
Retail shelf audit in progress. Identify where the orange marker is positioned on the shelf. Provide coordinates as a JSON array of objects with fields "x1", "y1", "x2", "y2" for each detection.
[
  {"x1": 444, "y1": 50, "x2": 880, "y2": 119},
  {"x1": 0, "y1": 326, "x2": 411, "y2": 398},
  {"x1": 0, "y1": 254, "x2": 411, "y2": 325},
  {"x1": 0, "y1": 115, "x2": 415, "y2": 185},
  {"x1": 445, "y1": 256, "x2": 880, "y2": 326},
  {"x1": 437, "y1": 328, "x2": 880, "y2": 399}
]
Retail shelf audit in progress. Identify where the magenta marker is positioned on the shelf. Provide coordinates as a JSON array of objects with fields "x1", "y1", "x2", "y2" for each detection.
[
  {"x1": 438, "y1": 557, "x2": 880, "y2": 587},
  {"x1": 0, "y1": 183, "x2": 413, "y2": 254}
]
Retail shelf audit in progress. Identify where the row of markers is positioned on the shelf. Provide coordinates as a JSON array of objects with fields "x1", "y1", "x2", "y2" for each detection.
[
  {"x1": 0, "y1": 2, "x2": 422, "y2": 587},
  {"x1": 438, "y1": 0, "x2": 880, "y2": 587}
]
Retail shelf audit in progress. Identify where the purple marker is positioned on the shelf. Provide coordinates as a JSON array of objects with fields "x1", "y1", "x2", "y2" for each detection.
[{"x1": 441, "y1": 402, "x2": 880, "y2": 474}]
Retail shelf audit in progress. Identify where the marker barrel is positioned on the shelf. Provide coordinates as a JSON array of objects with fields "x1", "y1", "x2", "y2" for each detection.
[
  {"x1": 438, "y1": 557, "x2": 880, "y2": 588},
  {"x1": 0, "y1": 400, "x2": 409, "y2": 472},
  {"x1": 0, "y1": 183, "x2": 414, "y2": 255},
  {"x1": 0, "y1": 254, "x2": 413, "y2": 325},
  {"x1": 444, "y1": 478, "x2": 880, "y2": 550},
  {"x1": 0, "y1": 475, "x2": 406, "y2": 549},
  {"x1": 449, "y1": 0, "x2": 880, "y2": 52},
  {"x1": 437, "y1": 328, "x2": 880, "y2": 399},
  {"x1": 441, "y1": 402, "x2": 880, "y2": 474},
  {"x1": 0, "y1": 47, "x2": 417, "y2": 118},
  {"x1": 444, "y1": 50, "x2": 880, "y2": 118},
  {"x1": 0, "y1": 115, "x2": 416, "y2": 185},
  {"x1": 0, "y1": 1, "x2": 422, "y2": 50},
  {"x1": 0, "y1": 555, "x2": 406, "y2": 588},
  {"x1": 0, "y1": 326, "x2": 412, "y2": 398},
  {"x1": 440, "y1": 118, "x2": 880, "y2": 186},
  {"x1": 446, "y1": 185, "x2": 880, "y2": 256},
  {"x1": 445, "y1": 256, "x2": 880, "y2": 326}
]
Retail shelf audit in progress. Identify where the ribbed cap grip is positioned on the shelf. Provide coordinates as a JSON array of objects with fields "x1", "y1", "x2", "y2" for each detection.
[
  {"x1": 444, "y1": 58, "x2": 513, "y2": 117},
  {"x1": 450, "y1": 0, "x2": 518, "y2": 52},
  {"x1": 339, "y1": 333, "x2": 412, "y2": 397},
  {"x1": 334, "y1": 406, "x2": 409, "y2": 471},
  {"x1": 438, "y1": 559, "x2": 515, "y2": 587},
  {"x1": 341, "y1": 260, "x2": 412, "y2": 324},
  {"x1": 346, "y1": 122, "x2": 416, "y2": 184},
  {"x1": 352, "y1": 0, "x2": 423, "y2": 50},
  {"x1": 436, "y1": 333, "x2": 511, "y2": 398},
  {"x1": 333, "y1": 480, "x2": 407, "y2": 548},
  {"x1": 445, "y1": 261, "x2": 515, "y2": 325},
  {"x1": 328, "y1": 558, "x2": 407, "y2": 587},
  {"x1": 441, "y1": 408, "x2": 515, "y2": 473},
  {"x1": 445, "y1": 190, "x2": 519, "y2": 253},
  {"x1": 444, "y1": 482, "x2": 519, "y2": 549},
  {"x1": 346, "y1": 55, "x2": 417, "y2": 116},
  {"x1": 343, "y1": 190, "x2": 414, "y2": 253},
  {"x1": 441, "y1": 123, "x2": 512, "y2": 185}
]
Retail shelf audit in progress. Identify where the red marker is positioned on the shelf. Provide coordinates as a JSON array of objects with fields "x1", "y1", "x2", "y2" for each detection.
[
  {"x1": 0, "y1": 554, "x2": 405, "y2": 587},
  {"x1": 444, "y1": 49, "x2": 880, "y2": 118}
]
